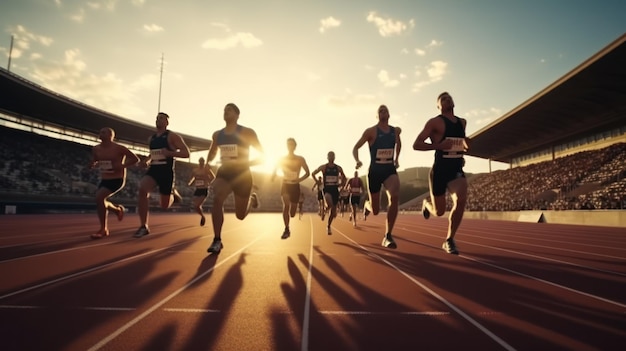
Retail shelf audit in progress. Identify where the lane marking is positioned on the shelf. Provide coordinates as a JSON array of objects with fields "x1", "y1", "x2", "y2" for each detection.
[
  {"x1": 335, "y1": 228, "x2": 517, "y2": 351},
  {"x1": 300, "y1": 216, "x2": 314, "y2": 351},
  {"x1": 87, "y1": 236, "x2": 263, "y2": 351}
]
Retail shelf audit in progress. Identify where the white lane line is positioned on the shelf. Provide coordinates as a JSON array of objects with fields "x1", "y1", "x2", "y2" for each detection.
[
  {"x1": 300, "y1": 216, "x2": 314, "y2": 351},
  {"x1": 401, "y1": 236, "x2": 626, "y2": 307},
  {"x1": 462, "y1": 240, "x2": 626, "y2": 277},
  {"x1": 87, "y1": 236, "x2": 263, "y2": 351},
  {"x1": 335, "y1": 228, "x2": 517, "y2": 351},
  {"x1": 163, "y1": 308, "x2": 220, "y2": 313},
  {"x1": 0, "y1": 235, "x2": 210, "y2": 301},
  {"x1": 460, "y1": 254, "x2": 626, "y2": 309},
  {"x1": 319, "y1": 311, "x2": 449, "y2": 316}
]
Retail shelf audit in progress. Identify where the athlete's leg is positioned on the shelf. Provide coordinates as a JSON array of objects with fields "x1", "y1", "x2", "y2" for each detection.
[
  {"x1": 210, "y1": 178, "x2": 231, "y2": 240},
  {"x1": 382, "y1": 174, "x2": 400, "y2": 234},
  {"x1": 137, "y1": 176, "x2": 157, "y2": 227},
  {"x1": 446, "y1": 177, "x2": 468, "y2": 240}
]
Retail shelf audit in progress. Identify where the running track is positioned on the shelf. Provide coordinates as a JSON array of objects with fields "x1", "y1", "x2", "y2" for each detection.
[{"x1": 0, "y1": 212, "x2": 624, "y2": 351}]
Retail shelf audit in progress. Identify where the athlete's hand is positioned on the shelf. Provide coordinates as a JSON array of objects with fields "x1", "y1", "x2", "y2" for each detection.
[
  {"x1": 394, "y1": 160, "x2": 400, "y2": 169},
  {"x1": 355, "y1": 161, "x2": 363, "y2": 169}
]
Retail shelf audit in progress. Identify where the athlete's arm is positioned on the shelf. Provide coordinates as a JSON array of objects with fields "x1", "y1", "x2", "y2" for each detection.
[
  {"x1": 299, "y1": 156, "x2": 311, "y2": 183},
  {"x1": 167, "y1": 132, "x2": 191, "y2": 158},
  {"x1": 395, "y1": 126, "x2": 402, "y2": 169},
  {"x1": 246, "y1": 127, "x2": 265, "y2": 167},
  {"x1": 353, "y1": 127, "x2": 373, "y2": 169}
]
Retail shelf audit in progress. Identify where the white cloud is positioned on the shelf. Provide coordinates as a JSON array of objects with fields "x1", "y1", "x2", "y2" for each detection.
[
  {"x1": 412, "y1": 60, "x2": 449, "y2": 92},
  {"x1": 201, "y1": 32, "x2": 263, "y2": 50},
  {"x1": 414, "y1": 48, "x2": 425, "y2": 56},
  {"x1": 319, "y1": 16, "x2": 341, "y2": 33},
  {"x1": 465, "y1": 107, "x2": 503, "y2": 126},
  {"x1": 143, "y1": 24, "x2": 163, "y2": 32},
  {"x1": 366, "y1": 11, "x2": 414, "y2": 37},
  {"x1": 427, "y1": 39, "x2": 443, "y2": 48},
  {"x1": 377, "y1": 69, "x2": 400, "y2": 88},
  {"x1": 427, "y1": 60, "x2": 447, "y2": 81},
  {"x1": 70, "y1": 8, "x2": 85, "y2": 22}
]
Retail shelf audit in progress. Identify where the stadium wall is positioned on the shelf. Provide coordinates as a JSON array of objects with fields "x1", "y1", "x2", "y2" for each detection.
[{"x1": 461, "y1": 210, "x2": 626, "y2": 228}]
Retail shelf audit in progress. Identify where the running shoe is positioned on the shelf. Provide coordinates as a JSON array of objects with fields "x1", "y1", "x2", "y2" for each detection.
[
  {"x1": 250, "y1": 193, "x2": 260, "y2": 209},
  {"x1": 133, "y1": 226, "x2": 150, "y2": 238},
  {"x1": 117, "y1": 205, "x2": 125, "y2": 221},
  {"x1": 442, "y1": 238, "x2": 459, "y2": 255},
  {"x1": 327, "y1": 226, "x2": 332, "y2": 235},
  {"x1": 422, "y1": 198, "x2": 430, "y2": 220},
  {"x1": 207, "y1": 239, "x2": 223, "y2": 253},
  {"x1": 281, "y1": 227, "x2": 291, "y2": 239},
  {"x1": 364, "y1": 208, "x2": 370, "y2": 221},
  {"x1": 200, "y1": 216, "x2": 206, "y2": 226},
  {"x1": 381, "y1": 233, "x2": 397, "y2": 249}
]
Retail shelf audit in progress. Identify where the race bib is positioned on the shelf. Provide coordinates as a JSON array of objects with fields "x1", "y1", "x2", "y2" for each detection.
[
  {"x1": 150, "y1": 149, "x2": 167, "y2": 165},
  {"x1": 375, "y1": 148, "x2": 394, "y2": 163},
  {"x1": 445, "y1": 137, "x2": 467, "y2": 152},
  {"x1": 195, "y1": 179, "x2": 206, "y2": 187},
  {"x1": 219, "y1": 144, "x2": 238, "y2": 159},
  {"x1": 99, "y1": 160, "x2": 113, "y2": 173},
  {"x1": 325, "y1": 175, "x2": 338, "y2": 185}
]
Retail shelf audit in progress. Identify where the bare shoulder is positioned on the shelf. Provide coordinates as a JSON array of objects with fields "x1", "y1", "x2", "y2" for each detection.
[{"x1": 393, "y1": 125, "x2": 402, "y2": 134}]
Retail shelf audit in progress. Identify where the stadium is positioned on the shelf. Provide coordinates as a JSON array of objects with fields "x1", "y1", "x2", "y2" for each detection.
[
  {"x1": 1, "y1": 35, "x2": 624, "y2": 226},
  {"x1": 0, "y1": 26, "x2": 624, "y2": 351}
]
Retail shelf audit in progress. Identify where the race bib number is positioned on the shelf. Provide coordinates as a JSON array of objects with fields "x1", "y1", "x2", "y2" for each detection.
[
  {"x1": 150, "y1": 149, "x2": 167, "y2": 165},
  {"x1": 99, "y1": 160, "x2": 113, "y2": 173},
  {"x1": 195, "y1": 179, "x2": 206, "y2": 187},
  {"x1": 445, "y1": 138, "x2": 467, "y2": 152},
  {"x1": 219, "y1": 144, "x2": 238, "y2": 159},
  {"x1": 375, "y1": 148, "x2": 394, "y2": 163},
  {"x1": 325, "y1": 175, "x2": 338, "y2": 185}
]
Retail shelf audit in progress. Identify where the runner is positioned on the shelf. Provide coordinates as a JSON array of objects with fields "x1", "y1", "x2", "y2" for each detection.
[
  {"x1": 89, "y1": 127, "x2": 140, "y2": 239},
  {"x1": 272, "y1": 138, "x2": 310, "y2": 239},
  {"x1": 311, "y1": 151, "x2": 347, "y2": 235},
  {"x1": 187, "y1": 157, "x2": 213, "y2": 226}
]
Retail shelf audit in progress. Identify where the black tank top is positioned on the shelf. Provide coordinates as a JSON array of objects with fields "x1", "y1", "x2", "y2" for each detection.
[
  {"x1": 323, "y1": 164, "x2": 340, "y2": 188},
  {"x1": 435, "y1": 116, "x2": 465, "y2": 160},
  {"x1": 149, "y1": 130, "x2": 174, "y2": 169}
]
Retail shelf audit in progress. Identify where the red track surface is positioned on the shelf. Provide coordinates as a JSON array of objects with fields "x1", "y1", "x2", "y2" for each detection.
[{"x1": 0, "y1": 212, "x2": 624, "y2": 351}]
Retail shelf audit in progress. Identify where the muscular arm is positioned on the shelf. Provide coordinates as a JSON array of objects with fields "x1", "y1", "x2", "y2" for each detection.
[
  {"x1": 395, "y1": 126, "x2": 402, "y2": 168},
  {"x1": 246, "y1": 127, "x2": 265, "y2": 167},
  {"x1": 167, "y1": 132, "x2": 191, "y2": 158},
  {"x1": 299, "y1": 156, "x2": 311, "y2": 183},
  {"x1": 206, "y1": 131, "x2": 219, "y2": 164},
  {"x1": 121, "y1": 146, "x2": 140, "y2": 168},
  {"x1": 353, "y1": 127, "x2": 374, "y2": 169}
]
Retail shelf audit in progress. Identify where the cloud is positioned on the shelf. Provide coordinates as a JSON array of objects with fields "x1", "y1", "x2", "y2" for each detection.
[
  {"x1": 377, "y1": 70, "x2": 400, "y2": 88},
  {"x1": 366, "y1": 11, "x2": 414, "y2": 37},
  {"x1": 465, "y1": 107, "x2": 503, "y2": 127},
  {"x1": 143, "y1": 24, "x2": 164, "y2": 33},
  {"x1": 412, "y1": 60, "x2": 449, "y2": 91},
  {"x1": 201, "y1": 32, "x2": 263, "y2": 50},
  {"x1": 201, "y1": 23, "x2": 262, "y2": 50},
  {"x1": 415, "y1": 48, "x2": 425, "y2": 56},
  {"x1": 426, "y1": 39, "x2": 443, "y2": 48},
  {"x1": 319, "y1": 16, "x2": 341, "y2": 33},
  {"x1": 70, "y1": 8, "x2": 85, "y2": 22},
  {"x1": 7, "y1": 25, "x2": 53, "y2": 59}
]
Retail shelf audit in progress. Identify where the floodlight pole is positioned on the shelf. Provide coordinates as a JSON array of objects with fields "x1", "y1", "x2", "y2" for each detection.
[
  {"x1": 157, "y1": 53, "x2": 164, "y2": 112},
  {"x1": 7, "y1": 35, "x2": 14, "y2": 71}
]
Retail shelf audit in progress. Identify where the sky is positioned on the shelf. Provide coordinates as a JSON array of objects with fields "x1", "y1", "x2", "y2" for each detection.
[{"x1": 1, "y1": 0, "x2": 625, "y2": 175}]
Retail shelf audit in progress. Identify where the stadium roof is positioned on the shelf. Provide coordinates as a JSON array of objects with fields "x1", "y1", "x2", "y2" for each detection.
[
  {"x1": 467, "y1": 33, "x2": 626, "y2": 164},
  {"x1": 0, "y1": 68, "x2": 212, "y2": 153}
]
